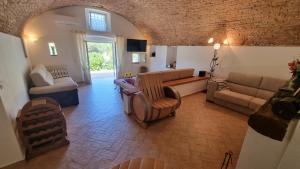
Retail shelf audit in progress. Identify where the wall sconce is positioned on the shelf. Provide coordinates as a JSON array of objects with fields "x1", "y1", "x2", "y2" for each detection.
[
  {"x1": 48, "y1": 42, "x2": 58, "y2": 56},
  {"x1": 27, "y1": 34, "x2": 38, "y2": 43}
]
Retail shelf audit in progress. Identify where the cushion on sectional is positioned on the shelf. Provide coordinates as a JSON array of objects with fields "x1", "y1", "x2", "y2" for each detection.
[
  {"x1": 256, "y1": 89, "x2": 275, "y2": 100},
  {"x1": 227, "y1": 72, "x2": 262, "y2": 88},
  {"x1": 248, "y1": 98, "x2": 267, "y2": 111},
  {"x1": 143, "y1": 68, "x2": 194, "y2": 82},
  {"x1": 152, "y1": 98, "x2": 178, "y2": 109},
  {"x1": 30, "y1": 64, "x2": 54, "y2": 87},
  {"x1": 29, "y1": 77, "x2": 78, "y2": 95},
  {"x1": 259, "y1": 77, "x2": 287, "y2": 92},
  {"x1": 178, "y1": 68, "x2": 194, "y2": 79},
  {"x1": 214, "y1": 89, "x2": 253, "y2": 107},
  {"x1": 227, "y1": 82, "x2": 258, "y2": 97},
  {"x1": 160, "y1": 70, "x2": 180, "y2": 82}
]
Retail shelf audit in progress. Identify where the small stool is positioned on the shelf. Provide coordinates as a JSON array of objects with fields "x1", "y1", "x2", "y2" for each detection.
[{"x1": 112, "y1": 158, "x2": 172, "y2": 169}]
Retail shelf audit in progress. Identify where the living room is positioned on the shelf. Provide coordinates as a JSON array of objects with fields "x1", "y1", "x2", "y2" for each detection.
[{"x1": 0, "y1": 1, "x2": 300, "y2": 169}]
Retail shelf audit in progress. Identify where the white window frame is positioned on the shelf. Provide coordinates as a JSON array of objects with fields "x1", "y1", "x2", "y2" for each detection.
[
  {"x1": 85, "y1": 8, "x2": 111, "y2": 33},
  {"x1": 132, "y1": 53, "x2": 146, "y2": 64},
  {"x1": 48, "y1": 42, "x2": 58, "y2": 56}
]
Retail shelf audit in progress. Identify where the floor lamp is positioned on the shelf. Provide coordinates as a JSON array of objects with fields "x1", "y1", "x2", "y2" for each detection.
[{"x1": 208, "y1": 38, "x2": 228, "y2": 78}]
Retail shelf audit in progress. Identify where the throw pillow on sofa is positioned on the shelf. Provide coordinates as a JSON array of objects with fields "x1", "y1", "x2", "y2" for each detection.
[{"x1": 30, "y1": 64, "x2": 54, "y2": 87}]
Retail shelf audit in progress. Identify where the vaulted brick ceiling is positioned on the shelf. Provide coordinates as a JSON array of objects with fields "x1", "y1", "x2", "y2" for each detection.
[{"x1": 1, "y1": 0, "x2": 300, "y2": 45}]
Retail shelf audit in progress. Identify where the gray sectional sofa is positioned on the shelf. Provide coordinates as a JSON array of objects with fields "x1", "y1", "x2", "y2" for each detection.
[{"x1": 206, "y1": 72, "x2": 287, "y2": 115}]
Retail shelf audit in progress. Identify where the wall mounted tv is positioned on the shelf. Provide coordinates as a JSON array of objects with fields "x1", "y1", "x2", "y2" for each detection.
[{"x1": 127, "y1": 39, "x2": 147, "y2": 52}]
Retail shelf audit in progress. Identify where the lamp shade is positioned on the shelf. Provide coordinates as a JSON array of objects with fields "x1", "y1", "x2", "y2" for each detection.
[{"x1": 213, "y1": 43, "x2": 221, "y2": 50}]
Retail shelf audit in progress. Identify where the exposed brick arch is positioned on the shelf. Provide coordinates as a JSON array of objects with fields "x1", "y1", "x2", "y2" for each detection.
[{"x1": 1, "y1": 0, "x2": 300, "y2": 46}]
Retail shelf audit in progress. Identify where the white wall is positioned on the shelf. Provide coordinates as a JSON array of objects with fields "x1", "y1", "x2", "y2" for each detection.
[
  {"x1": 177, "y1": 46, "x2": 300, "y2": 79},
  {"x1": 236, "y1": 127, "x2": 289, "y2": 169},
  {"x1": 0, "y1": 32, "x2": 30, "y2": 167},
  {"x1": 0, "y1": 100, "x2": 24, "y2": 168},
  {"x1": 236, "y1": 120, "x2": 300, "y2": 169},
  {"x1": 176, "y1": 46, "x2": 213, "y2": 76},
  {"x1": 166, "y1": 46, "x2": 177, "y2": 66},
  {"x1": 277, "y1": 121, "x2": 300, "y2": 169},
  {"x1": 23, "y1": 6, "x2": 147, "y2": 81},
  {"x1": 148, "y1": 46, "x2": 168, "y2": 71},
  {"x1": 0, "y1": 33, "x2": 31, "y2": 122},
  {"x1": 23, "y1": 12, "x2": 82, "y2": 81}
]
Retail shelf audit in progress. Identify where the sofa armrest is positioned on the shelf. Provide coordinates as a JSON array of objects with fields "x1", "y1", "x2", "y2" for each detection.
[
  {"x1": 206, "y1": 80, "x2": 219, "y2": 102},
  {"x1": 163, "y1": 86, "x2": 181, "y2": 108},
  {"x1": 207, "y1": 78, "x2": 230, "y2": 102}
]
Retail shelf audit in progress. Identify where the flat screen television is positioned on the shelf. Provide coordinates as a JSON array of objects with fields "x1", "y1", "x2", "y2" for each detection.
[{"x1": 127, "y1": 39, "x2": 147, "y2": 52}]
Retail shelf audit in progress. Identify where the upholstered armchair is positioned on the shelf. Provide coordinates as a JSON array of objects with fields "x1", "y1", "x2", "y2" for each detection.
[{"x1": 131, "y1": 73, "x2": 181, "y2": 127}]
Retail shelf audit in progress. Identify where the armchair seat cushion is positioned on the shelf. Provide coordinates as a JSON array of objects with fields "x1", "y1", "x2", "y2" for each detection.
[
  {"x1": 214, "y1": 90, "x2": 253, "y2": 107},
  {"x1": 29, "y1": 77, "x2": 78, "y2": 95},
  {"x1": 152, "y1": 98, "x2": 178, "y2": 110}
]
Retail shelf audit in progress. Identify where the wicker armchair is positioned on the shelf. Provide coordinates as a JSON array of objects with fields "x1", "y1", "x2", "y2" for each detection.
[{"x1": 132, "y1": 73, "x2": 181, "y2": 127}]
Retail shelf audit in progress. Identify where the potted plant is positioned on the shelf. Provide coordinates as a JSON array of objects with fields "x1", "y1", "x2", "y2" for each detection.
[
  {"x1": 271, "y1": 59, "x2": 300, "y2": 120},
  {"x1": 288, "y1": 59, "x2": 300, "y2": 89}
]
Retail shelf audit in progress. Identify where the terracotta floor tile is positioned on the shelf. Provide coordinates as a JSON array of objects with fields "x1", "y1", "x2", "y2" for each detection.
[{"x1": 4, "y1": 77, "x2": 248, "y2": 169}]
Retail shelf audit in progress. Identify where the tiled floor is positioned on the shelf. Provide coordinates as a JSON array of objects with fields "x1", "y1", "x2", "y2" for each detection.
[{"x1": 5, "y1": 77, "x2": 248, "y2": 169}]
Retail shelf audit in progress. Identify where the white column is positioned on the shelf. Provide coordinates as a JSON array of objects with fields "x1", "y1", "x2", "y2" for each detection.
[{"x1": 0, "y1": 98, "x2": 24, "y2": 167}]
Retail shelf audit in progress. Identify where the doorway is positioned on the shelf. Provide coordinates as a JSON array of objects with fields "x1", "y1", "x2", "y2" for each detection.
[{"x1": 86, "y1": 42, "x2": 115, "y2": 80}]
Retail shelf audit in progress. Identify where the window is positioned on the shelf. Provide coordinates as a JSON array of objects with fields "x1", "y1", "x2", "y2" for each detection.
[
  {"x1": 89, "y1": 12, "x2": 107, "y2": 31},
  {"x1": 132, "y1": 53, "x2": 139, "y2": 63},
  {"x1": 48, "y1": 42, "x2": 57, "y2": 56},
  {"x1": 132, "y1": 53, "x2": 146, "y2": 64},
  {"x1": 86, "y1": 9, "x2": 111, "y2": 32}
]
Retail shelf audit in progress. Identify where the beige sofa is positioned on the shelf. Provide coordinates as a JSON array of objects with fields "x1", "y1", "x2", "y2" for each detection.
[{"x1": 206, "y1": 72, "x2": 287, "y2": 115}]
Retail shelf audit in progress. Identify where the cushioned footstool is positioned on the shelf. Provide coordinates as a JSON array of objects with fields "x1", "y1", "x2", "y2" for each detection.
[{"x1": 112, "y1": 158, "x2": 172, "y2": 169}]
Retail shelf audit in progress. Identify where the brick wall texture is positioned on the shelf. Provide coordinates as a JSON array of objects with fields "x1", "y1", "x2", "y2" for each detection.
[{"x1": 0, "y1": 0, "x2": 300, "y2": 46}]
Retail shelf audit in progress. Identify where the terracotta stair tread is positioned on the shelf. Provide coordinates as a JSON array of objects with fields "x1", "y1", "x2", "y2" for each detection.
[{"x1": 112, "y1": 158, "x2": 173, "y2": 169}]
